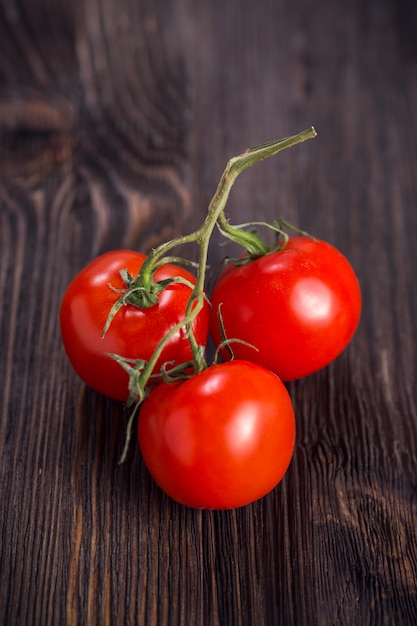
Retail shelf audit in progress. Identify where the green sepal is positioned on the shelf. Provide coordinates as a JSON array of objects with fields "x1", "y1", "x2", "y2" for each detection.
[{"x1": 217, "y1": 220, "x2": 270, "y2": 257}]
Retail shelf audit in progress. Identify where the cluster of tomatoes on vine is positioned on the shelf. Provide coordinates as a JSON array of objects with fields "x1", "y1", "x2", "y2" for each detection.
[{"x1": 60, "y1": 128, "x2": 361, "y2": 510}]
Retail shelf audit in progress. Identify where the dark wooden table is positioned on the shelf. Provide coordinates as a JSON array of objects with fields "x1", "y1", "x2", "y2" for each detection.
[{"x1": 1, "y1": 0, "x2": 417, "y2": 624}]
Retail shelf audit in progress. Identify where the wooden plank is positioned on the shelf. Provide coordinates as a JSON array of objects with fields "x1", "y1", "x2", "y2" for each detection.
[{"x1": 1, "y1": 0, "x2": 417, "y2": 624}]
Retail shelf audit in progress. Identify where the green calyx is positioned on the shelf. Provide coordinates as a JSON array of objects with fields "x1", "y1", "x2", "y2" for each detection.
[
  {"x1": 216, "y1": 215, "x2": 315, "y2": 266},
  {"x1": 102, "y1": 269, "x2": 196, "y2": 338},
  {"x1": 217, "y1": 217, "x2": 271, "y2": 257}
]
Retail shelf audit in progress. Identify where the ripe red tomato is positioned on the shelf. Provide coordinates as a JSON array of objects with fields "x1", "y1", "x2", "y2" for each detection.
[
  {"x1": 138, "y1": 360, "x2": 295, "y2": 509},
  {"x1": 60, "y1": 250, "x2": 209, "y2": 401},
  {"x1": 209, "y1": 237, "x2": 361, "y2": 381}
]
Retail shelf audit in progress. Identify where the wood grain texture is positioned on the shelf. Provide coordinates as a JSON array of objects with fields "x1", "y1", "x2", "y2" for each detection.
[{"x1": 1, "y1": 0, "x2": 417, "y2": 624}]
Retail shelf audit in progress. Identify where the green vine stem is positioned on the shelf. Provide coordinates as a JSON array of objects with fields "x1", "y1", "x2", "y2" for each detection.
[
  {"x1": 114, "y1": 126, "x2": 317, "y2": 462},
  {"x1": 114, "y1": 127, "x2": 317, "y2": 296}
]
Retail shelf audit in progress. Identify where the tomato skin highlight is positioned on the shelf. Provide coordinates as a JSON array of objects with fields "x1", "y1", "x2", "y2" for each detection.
[
  {"x1": 138, "y1": 360, "x2": 295, "y2": 509},
  {"x1": 60, "y1": 250, "x2": 210, "y2": 401},
  {"x1": 209, "y1": 237, "x2": 362, "y2": 381}
]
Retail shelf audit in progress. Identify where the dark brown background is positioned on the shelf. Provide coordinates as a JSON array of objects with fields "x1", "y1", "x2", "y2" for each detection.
[{"x1": 1, "y1": 0, "x2": 417, "y2": 624}]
